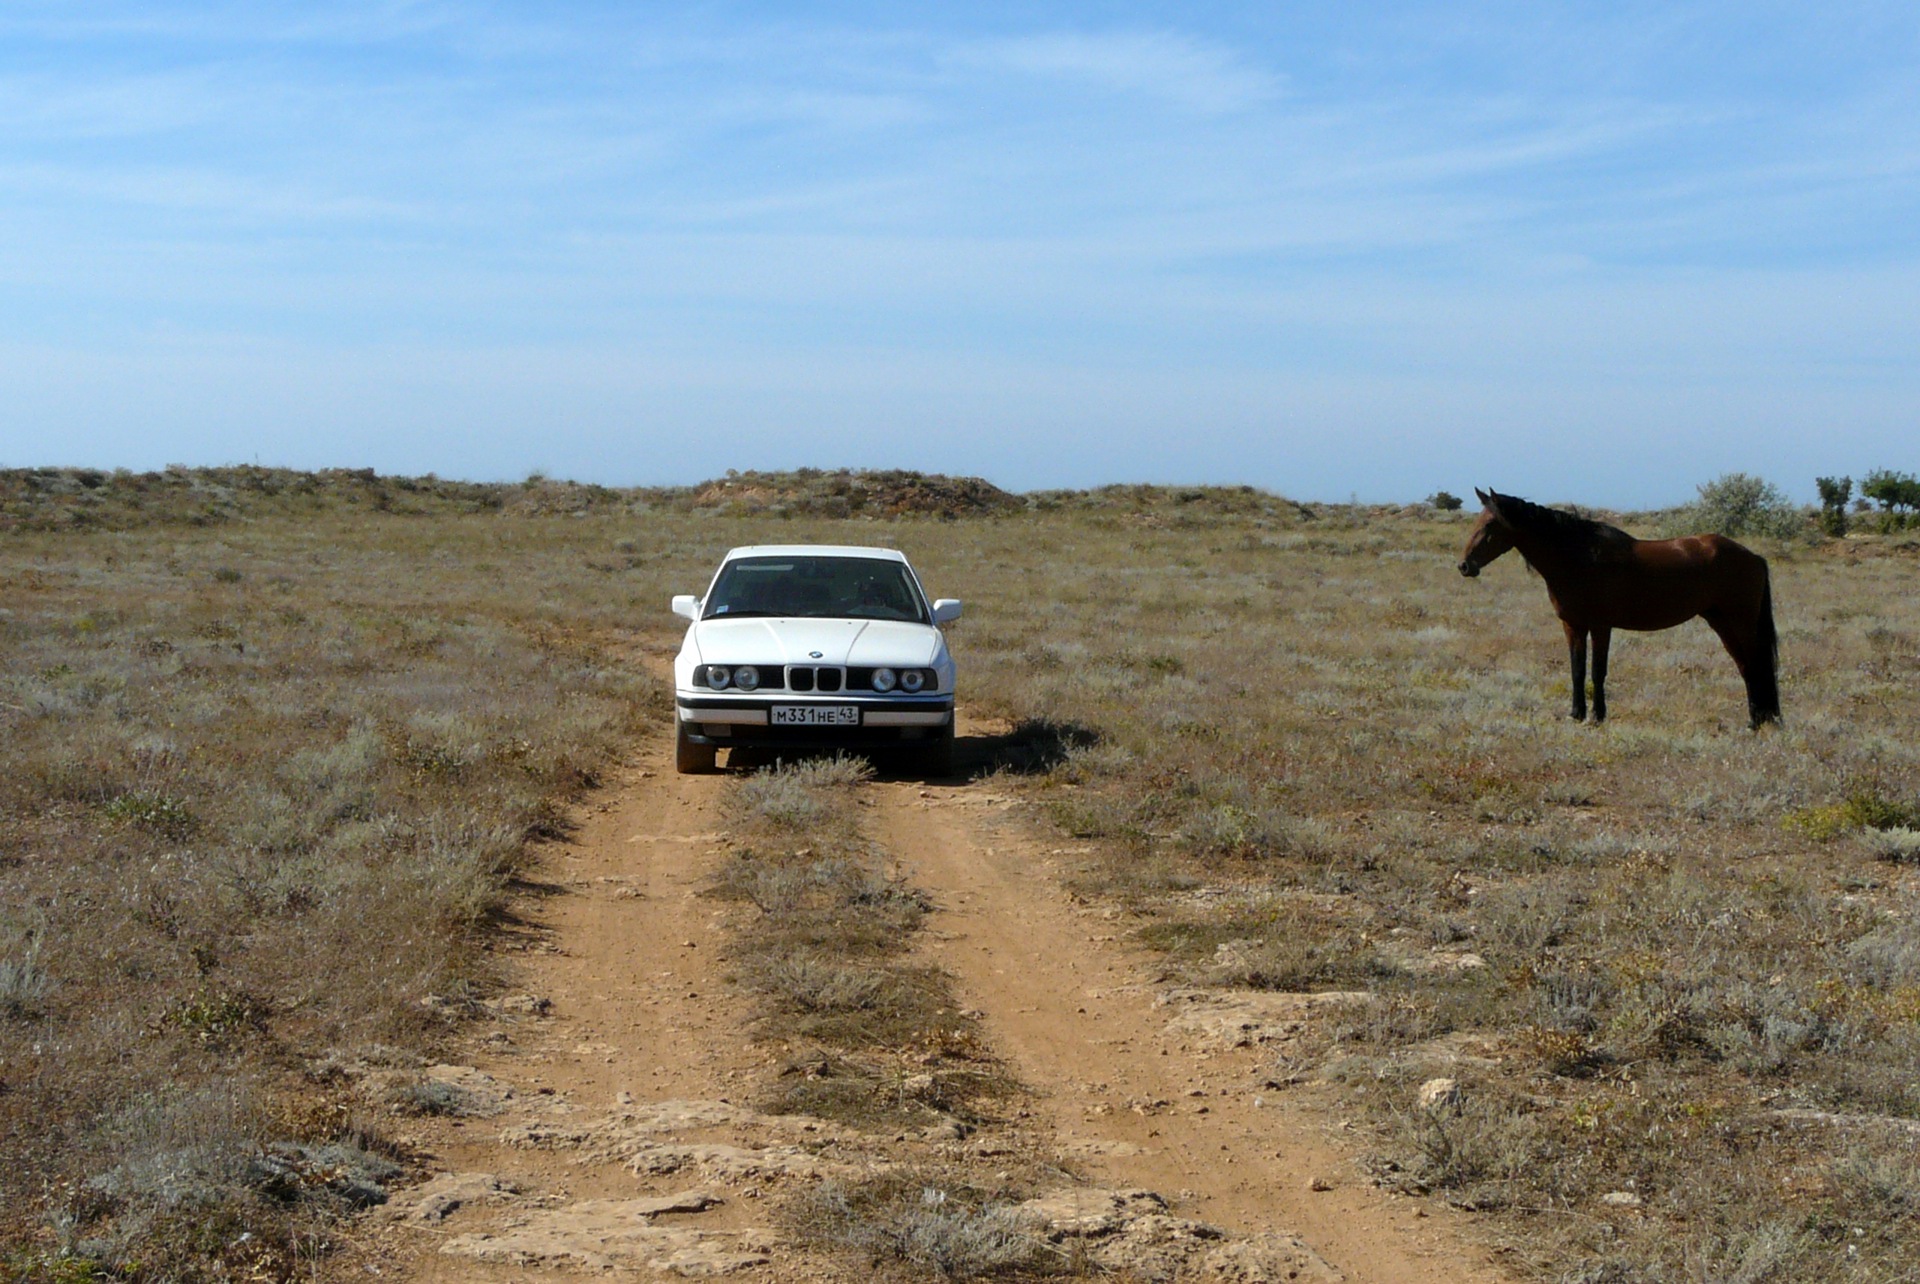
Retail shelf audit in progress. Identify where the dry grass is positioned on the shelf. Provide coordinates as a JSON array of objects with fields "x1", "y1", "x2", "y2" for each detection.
[
  {"x1": 10, "y1": 468, "x2": 1920, "y2": 1280},
  {"x1": 0, "y1": 492, "x2": 674, "y2": 1271},
  {"x1": 710, "y1": 758, "x2": 1038, "y2": 1280},
  {"x1": 903, "y1": 499, "x2": 1920, "y2": 1281},
  {"x1": 785, "y1": 1169, "x2": 1055, "y2": 1281},
  {"x1": 710, "y1": 760, "x2": 1012, "y2": 1133}
]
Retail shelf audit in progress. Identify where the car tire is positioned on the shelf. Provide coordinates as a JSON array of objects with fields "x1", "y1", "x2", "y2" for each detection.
[
  {"x1": 915, "y1": 722, "x2": 956, "y2": 779},
  {"x1": 675, "y1": 719, "x2": 717, "y2": 774}
]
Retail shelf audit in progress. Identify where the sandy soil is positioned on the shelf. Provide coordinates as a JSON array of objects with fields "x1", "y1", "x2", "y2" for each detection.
[{"x1": 350, "y1": 716, "x2": 1515, "y2": 1283}]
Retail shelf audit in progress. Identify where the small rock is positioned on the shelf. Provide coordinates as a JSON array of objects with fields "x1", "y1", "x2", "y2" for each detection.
[
  {"x1": 380, "y1": 1172, "x2": 521, "y2": 1225},
  {"x1": 1201, "y1": 1232, "x2": 1342, "y2": 1283},
  {"x1": 441, "y1": 1204, "x2": 770, "y2": 1274},
  {"x1": 631, "y1": 1189, "x2": 721, "y2": 1217},
  {"x1": 1308, "y1": 1176, "x2": 1334, "y2": 1192},
  {"x1": 1018, "y1": 1187, "x2": 1168, "y2": 1236},
  {"x1": 1417, "y1": 1077, "x2": 1462, "y2": 1112},
  {"x1": 1600, "y1": 1191, "x2": 1643, "y2": 1209},
  {"x1": 487, "y1": 993, "x2": 552, "y2": 1017}
]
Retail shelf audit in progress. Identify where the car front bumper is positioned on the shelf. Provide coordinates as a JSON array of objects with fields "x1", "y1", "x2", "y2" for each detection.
[{"x1": 675, "y1": 693, "x2": 954, "y2": 749}]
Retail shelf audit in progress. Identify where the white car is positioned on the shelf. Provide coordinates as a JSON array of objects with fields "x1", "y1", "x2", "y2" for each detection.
[{"x1": 671, "y1": 545, "x2": 961, "y2": 774}]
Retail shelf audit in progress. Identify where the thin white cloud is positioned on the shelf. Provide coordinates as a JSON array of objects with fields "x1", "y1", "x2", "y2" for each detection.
[
  {"x1": 957, "y1": 30, "x2": 1281, "y2": 114},
  {"x1": 0, "y1": 70, "x2": 244, "y2": 140},
  {"x1": 0, "y1": 161, "x2": 430, "y2": 226}
]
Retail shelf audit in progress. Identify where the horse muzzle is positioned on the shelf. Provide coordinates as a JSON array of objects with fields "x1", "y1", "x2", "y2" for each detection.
[{"x1": 1458, "y1": 560, "x2": 1480, "y2": 578}]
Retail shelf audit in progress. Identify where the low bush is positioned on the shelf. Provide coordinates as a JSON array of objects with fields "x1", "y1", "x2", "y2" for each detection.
[
  {"x1": 1686, "y1": 472, "x2": 1806, "y2": 539},
  {"x1": 1860, "y1": 468, "x2": 1920, "y2": 529},
  {"x1": 786, "y1": 1172, "x2": 1050, "y2": 1280}
]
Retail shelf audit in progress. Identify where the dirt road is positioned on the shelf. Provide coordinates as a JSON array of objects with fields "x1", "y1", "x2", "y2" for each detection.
[{"x1": 357, "y1": 719, "x2": 1513, "y2": 1283}]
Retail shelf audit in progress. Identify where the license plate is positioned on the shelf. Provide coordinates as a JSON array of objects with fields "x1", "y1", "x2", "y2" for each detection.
[{"x1": 772, "y1": 705, "x2": 860, "y2": 726}]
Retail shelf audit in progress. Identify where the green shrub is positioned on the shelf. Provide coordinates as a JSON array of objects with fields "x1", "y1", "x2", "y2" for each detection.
[
  {"x1": 1783, "y1": 787, "x2": 1917, "y2": 840},
  {"x1": 103, "y1": 790, "x2": 199, "y2": 839},
  {"x1": 1687, "y1": 473, "x2": 1804, "y2": 540},
  {"x1": 1815, "y1": 475, "x2": 1851, "y2": 536},
  {"x1": 1860, "y1": 468, "x2": 1920, "y2": 527}
]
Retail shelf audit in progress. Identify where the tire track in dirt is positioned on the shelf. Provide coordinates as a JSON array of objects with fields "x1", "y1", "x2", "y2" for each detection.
[
  {"x1": 357, "y1": 715, "x2": 1512, "y2": 1283},
  {"x1": 355, "y1": 743, "x2": 815, "y2": 1281},
  {"x1": 867, "y1": 719, "x2": 1515, "y2": 1284}
]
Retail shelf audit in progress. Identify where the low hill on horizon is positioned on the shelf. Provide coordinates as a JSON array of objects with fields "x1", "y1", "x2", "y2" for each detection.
[{"x1": 1, "y1": 464, "x2": 1361, "y2": 533}]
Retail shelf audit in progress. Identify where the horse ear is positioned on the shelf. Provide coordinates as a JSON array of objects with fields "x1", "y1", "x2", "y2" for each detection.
[{"x1": 1474, "y1": 487, "x2": 1492, "y2": 506}]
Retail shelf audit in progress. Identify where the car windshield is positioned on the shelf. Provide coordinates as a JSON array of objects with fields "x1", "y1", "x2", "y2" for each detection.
[{"x1": 703, "y1": 556, "x2": 928, "y2": 623}]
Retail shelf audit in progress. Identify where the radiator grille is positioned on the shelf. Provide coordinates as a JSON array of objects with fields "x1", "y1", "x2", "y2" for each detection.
[{"x1": 785, "y1": 666, "x2": 843, "y2": 692}]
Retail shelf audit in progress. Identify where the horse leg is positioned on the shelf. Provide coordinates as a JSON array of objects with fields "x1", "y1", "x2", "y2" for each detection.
[
  {"x1": 1748, "y1": 575, "x2": 1781, "y2": 726},
  {"x1": 1591, "y1": 626, "x2": 1612, "y2": 724},
  {"x1": 1702, "y1": 608, "x2": 1771, "y2": 729},
  {"x1": 1562, "y1": 621, "x2": 1588, "y2": 721},
  {"x1": 1712, "y1": 579, "x2": 1781, "y2": 721}
]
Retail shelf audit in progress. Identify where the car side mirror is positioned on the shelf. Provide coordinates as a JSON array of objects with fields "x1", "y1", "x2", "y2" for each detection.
[
  {"x1": 672, "y1": 595, "x2": 701, "y2": 620},
  {"x1": 931, "y1": 599, "x2": 962, "y2": 624}
]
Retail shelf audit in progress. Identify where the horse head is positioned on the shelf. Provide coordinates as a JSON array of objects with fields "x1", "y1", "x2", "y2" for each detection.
[{"x1": 1458, "y1": 488, "x2": 1515, "y2": 577}]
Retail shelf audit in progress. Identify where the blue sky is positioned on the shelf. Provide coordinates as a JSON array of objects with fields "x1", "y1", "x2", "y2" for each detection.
[{"x1": 1, "y1": 2, "x2": 1916, "y2": 504}]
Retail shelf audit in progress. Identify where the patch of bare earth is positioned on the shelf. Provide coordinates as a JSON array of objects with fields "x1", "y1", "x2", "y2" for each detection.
[{"x1": 347, "y1": 715, "x2": 1513, "y2": 1283}]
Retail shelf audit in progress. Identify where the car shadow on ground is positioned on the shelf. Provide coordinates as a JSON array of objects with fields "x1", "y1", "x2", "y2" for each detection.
[
  {"x1": 954, "y1": 717, "x2": 1100, "y2": 778},
  {"x1": 721, "y1": 718, "x2": 1100, "y2": 785}
]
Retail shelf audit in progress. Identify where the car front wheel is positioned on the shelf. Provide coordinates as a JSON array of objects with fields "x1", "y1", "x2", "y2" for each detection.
[
  {"x1": 915, "y1": 722, "x2": 956, "y2": 779},
  {"x1": 675, "y1": 719, "x2": 717, "y2": 774}
]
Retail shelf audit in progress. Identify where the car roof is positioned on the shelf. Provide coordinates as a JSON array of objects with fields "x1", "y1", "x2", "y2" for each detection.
[{"x1": 720, "y1": 544, "x2": 910, "y2": 563}]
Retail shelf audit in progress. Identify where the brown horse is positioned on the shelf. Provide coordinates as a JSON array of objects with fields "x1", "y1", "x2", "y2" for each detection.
[{"x1": 1458, "y1": 489, "x2": 1779, "y2": 728}]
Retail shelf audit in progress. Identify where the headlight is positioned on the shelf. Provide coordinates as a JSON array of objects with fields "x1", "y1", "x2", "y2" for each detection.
[
  {"x1": 871, "y1": 667, "x2": 897, "y2": 692},
  {"x1": 734, "y1": 665, "x2": 760, "y2": 691},
  {"x1": 705, "y1": 666, "x2": 731, "y2": 690},
  {"x1": 900, "y1": 669, "x2": 926, "y2": 693}
]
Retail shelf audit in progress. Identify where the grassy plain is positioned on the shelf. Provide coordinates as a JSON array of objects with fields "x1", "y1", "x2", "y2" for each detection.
[
  {"x1": 5, "y1": 467, "x2": 1920, "y2": 1281},
  {"x1": 927, "y1": 490, "x2": 1920, "y2": 1283}
]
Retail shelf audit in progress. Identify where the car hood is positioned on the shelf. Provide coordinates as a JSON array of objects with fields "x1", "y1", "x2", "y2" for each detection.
[{"x1": 690, "y1": 618, "x2": 941, "y2": 667}]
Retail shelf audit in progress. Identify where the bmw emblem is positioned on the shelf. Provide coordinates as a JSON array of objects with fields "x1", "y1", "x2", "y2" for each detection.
[{"x1": 809, "y1": 651, "x2": 823, "y2": 659}]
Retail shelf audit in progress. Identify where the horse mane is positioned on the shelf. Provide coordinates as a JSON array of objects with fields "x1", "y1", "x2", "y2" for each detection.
[{"x1": 1487, "y1": 491, "x2": 1636, "y2": 564}]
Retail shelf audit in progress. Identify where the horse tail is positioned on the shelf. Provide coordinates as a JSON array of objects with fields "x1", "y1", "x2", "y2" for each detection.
[{"x1": 1748, "y1": 563, "x2": 1781, "y2": 726}]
